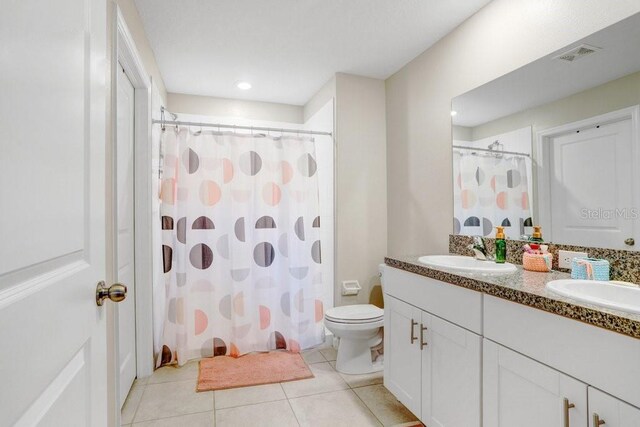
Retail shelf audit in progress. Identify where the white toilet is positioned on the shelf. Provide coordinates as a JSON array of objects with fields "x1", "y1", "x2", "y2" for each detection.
[{"x1": 324, "y1": 265, "x2": 385, "y2": 375}]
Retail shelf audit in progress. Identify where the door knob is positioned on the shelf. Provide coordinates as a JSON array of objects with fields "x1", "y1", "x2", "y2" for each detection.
[
  {"x1": 96, "y1": 281, "x2": 127, "y2": 306},
  {"x1": 625, "y1": 238, "x2": 635, "y2": 246}
]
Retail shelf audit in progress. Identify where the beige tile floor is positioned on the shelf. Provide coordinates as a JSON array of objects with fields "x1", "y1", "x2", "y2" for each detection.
[{"x1": 122, "y1": 348, "x2": 421, "y2": 427}]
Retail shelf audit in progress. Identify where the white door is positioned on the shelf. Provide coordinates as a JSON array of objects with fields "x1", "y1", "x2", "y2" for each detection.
[
  {"x1": 0, "y1": 0, "x2": 111, "y2": 426},
  {"x1": 483, "y1": 340, "x2": 587, "y2": 427},
  {"x1": 549, "y1": 118, "x2": 635, "y2": 249},
  {"x1": 589, "y1": 387, "x2": 640, "y2": 427},
  {"x1": 421, "y1": 313, "x2": 481, "y2": 427},
  {"x1": 116, "y1": 65, "x2": 137, "y2": 405},
  {"x1": 383, "y1": 296, "x2": 422, "y2": 418}
]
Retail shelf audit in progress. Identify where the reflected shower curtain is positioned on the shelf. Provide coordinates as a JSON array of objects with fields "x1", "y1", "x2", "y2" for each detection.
[
  {"x1": 157, "y1": 128, "x2": 325, "y2": 366},
  {"x1": 453, "y1": 151, "x2": 532, "y2": 240}
]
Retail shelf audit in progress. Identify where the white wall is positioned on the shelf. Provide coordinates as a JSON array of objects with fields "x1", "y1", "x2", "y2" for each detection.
[
  {"x1": 454, "y1": 127, "x2": 532, "y2": 156},
  {"x1": 303, "y1": 74, "x2": 388, "y2": 308},
  {"x1": 151, "y1": 82, "x2": 165, "y2": 358},
  {"x1": 304, "y1": 100, "x2": 335, "y2": 312},
  {"x1": 334, "y1": 73, "x2": 387, "y2": 307},
  {"x1": 168, "y1": 93, "x2": 304, "y2": 124},
  {"x1": 115, "y1": 0, "x2": 168, "y2": 102},
  {"x1": 469, "y1": 71, "x2": 640, "y2": 141},
  {"x1": 385, "y1": 0, "x2": 640, "y2": 256},
  {"x1": 304, "y1": 77, "x2": 336, "y2": 122}
]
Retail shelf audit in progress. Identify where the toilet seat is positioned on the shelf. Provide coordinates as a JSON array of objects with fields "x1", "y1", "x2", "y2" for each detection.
[{"x1": 325, "y1": 304, "x2": 383, "y2": 324}]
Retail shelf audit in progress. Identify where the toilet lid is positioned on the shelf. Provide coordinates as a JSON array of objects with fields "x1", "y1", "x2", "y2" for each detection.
[{"x1": 325, "y1": 304, "x2": 383, "y2": 323}]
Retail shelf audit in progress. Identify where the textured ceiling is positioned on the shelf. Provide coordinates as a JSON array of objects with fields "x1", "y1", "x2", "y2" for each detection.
[{"x1": 134, "y1": 0, "x2": 491, "y2": 105}]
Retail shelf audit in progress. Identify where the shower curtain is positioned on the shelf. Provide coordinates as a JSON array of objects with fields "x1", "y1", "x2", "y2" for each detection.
[
  {"x1": 453, "y1": 151, "x2": 532, "y2": 240},
  {"x1": 157, "y1": 128, "x2": 325, "y2": 366}
]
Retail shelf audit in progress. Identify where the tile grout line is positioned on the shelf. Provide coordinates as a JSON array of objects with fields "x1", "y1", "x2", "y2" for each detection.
[
  {"x1": 127, "y1": 385, "x2": 146, "y2": 425},
  {"x1": 350, "y1": 387, "x2": 386, "y2": 427},
  {"x1": 214, "y1": 396, "x2": 289, "y2": 411},
  {"x1": 212, "y1": 387, "x2": 216, "y2": 424},
  {"x1": 283, "y1": 383, "x2": 303, "y2": 427},
  {"x1": 286, "y1": 385, "x2": 358, "y2": 401},
  {"x1": 131, "y1": 408, "x2": 215, "y2": 425},
  {"x1": 215, "y1": 397, "x2": 290, "y2": 411}
]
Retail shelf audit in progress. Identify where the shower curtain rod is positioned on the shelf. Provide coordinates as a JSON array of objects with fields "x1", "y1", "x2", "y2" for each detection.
[
  {"x1": 453, "y1": 145, "x2": 530, "y2": 158},
  {"x1": 152, "y1": 119, "x2": 333, "y2": 137}
]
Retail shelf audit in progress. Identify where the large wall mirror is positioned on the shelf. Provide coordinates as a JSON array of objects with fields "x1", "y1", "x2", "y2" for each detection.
[{"x1": 451, "y1": 13, "x2": 640, "y2": 250}]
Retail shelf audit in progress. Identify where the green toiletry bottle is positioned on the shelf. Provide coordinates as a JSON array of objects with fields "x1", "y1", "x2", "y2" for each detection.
[
  {"x1": 495, "y1": 226, "x2": 506, "y2": 264},
  {"x1": 529, "y1": 226, "x2": 544, "y2": 243}
]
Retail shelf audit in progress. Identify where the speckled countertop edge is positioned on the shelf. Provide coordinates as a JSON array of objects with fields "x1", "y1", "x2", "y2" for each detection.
[{"x1": 385, "y1": 255, "x2": 640, "y2": 340}]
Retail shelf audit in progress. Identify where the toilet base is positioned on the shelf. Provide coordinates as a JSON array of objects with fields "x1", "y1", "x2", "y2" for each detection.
[{"x1": 334, "y1": 330, "x2": 384, "y2": 375}]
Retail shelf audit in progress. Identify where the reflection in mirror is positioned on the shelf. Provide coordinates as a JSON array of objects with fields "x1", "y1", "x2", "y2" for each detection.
[{"x1": 451, "y1": 13, "x2": 640, "y2": 250}]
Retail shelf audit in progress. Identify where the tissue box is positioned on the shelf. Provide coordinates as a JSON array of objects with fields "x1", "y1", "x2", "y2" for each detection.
[
  {"x1": 522, "y1": 252, "x2": 552, "y2": 272},
  {"x1": 571, "y1": 257, "x2": 610, "y2": 281}
]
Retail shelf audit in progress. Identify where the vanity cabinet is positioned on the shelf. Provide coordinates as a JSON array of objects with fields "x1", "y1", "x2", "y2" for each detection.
[
  {"x1": 421, "y1": 311, "x2": 481, "y2": 427},
  {"x1": 588, "y1": 387, "x2": 640, "y2": 427},
  {"x1": 384, "y1": 295, "x2": 423, "y2": 416},
  {"x1": 384, "y1": 265, "x2": 640, "y2": 426},
  {"x1": 483, "y1": 339, "x2": 640, "y2": 427},
  {"x1": 483, "y1": 339, "x2": 588, "y2": 427},
  {"x1": 484, "y1": 294, "x2": 640, "y2": 407},
  {"x1": 384, "y1": 292, "x2": 481, "y2": 426}
]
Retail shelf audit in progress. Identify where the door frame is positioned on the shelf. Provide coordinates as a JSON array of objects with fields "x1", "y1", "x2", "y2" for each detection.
[
  {"x1": 108, "y1": 5, "x2": 155, "y2": 418},
  {"x1": 534, "y1": 105, "x2": 640, "y2": 243}
]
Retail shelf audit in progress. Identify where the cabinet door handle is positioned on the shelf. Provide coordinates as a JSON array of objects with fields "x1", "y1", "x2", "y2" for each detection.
[
  {"x1": 563, "y1": 398, "x2": 575, "y2": 427},
  {"x1": 419, "y1": 324, "x2": 428, "y2": 349},
  {"x1": 410, "y1": 319, "x2": 418, "y2": 344},
  {"x1": 593, "y1": 413, "x2": 605, "y2": 426}
]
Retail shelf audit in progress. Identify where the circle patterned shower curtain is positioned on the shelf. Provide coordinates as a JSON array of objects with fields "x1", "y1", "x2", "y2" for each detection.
[
  {"x1": 453, "y1": 150, "x2": 532, "y2": 239},
  {"x1": 157, "y1": 127, "x2": 325, "y2": 366}
]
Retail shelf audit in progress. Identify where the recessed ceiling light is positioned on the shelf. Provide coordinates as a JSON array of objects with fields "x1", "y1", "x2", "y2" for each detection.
[
  {"x1": 450, "y1": 110, "x2": 458, "y2": 117},
  {"x1": 236, "y1": 81, "x2": 252, "y2": 90}
]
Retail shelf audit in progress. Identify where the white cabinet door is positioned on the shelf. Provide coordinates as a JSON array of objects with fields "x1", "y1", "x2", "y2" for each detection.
[
  {"x1": 421, "y1": 313, "x2": 481, "y2": 427},
  {"x1": 589, "y1": 387, "x2": 640, "y2": 427},
  {"x1": 384, "y1": 295, "x2": 422, "y2": 417},
  {"x1": 483, "y1": 340, "x2": 587, "y2": 427}
]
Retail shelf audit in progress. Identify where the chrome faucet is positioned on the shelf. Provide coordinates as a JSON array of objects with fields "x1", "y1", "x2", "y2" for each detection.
[{"x1": 468, "y1": 236, "x2": 491, "y2": 261}]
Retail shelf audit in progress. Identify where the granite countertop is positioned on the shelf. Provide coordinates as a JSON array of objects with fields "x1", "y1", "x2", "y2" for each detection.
[{"x1": 385, "y1": 254, "x2": 640, "y2": 339}]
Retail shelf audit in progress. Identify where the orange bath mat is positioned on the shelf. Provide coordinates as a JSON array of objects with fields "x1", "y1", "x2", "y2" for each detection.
[{"x1": 197, "y1": 351, "x2": 314, "y2": 392}]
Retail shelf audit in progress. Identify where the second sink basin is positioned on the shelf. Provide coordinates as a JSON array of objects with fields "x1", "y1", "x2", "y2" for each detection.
[
  {"x1": 418, "y1": 255, "x2": 517, "y2": 275},
  {"x1": 546, "y1": 279, "x2": 640, "y2": 315}
]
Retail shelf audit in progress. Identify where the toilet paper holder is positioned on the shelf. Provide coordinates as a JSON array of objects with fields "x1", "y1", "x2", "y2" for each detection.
[{"x1": 342, "y1": 280, "x2": 362, "y2": 296}]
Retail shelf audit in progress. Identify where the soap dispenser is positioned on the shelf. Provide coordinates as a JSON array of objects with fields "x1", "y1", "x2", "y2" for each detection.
[
  {"x1": 495, "y1": 226, "x2": 506, "y2": 264},
  {"x1": 529, "y1": 226, "x2": 544, "y2": 243}
]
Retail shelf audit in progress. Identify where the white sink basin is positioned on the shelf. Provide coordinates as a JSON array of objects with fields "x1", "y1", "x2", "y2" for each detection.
[
  {"x1": 418, "y1": 255, "x2": 517, "y2": 275},
  {"x1": 546, "y1": 279, "x2": 640, "y2": 315}
]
